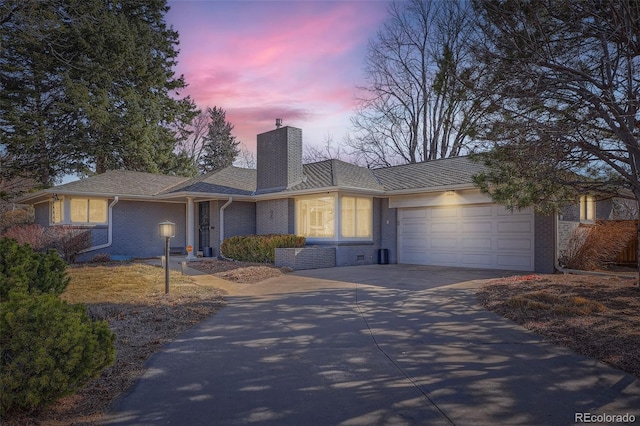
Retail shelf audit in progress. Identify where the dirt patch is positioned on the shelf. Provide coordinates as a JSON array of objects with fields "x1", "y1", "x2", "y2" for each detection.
[
  {"x1": 477, "y1": 273, "x2": 640, "y2": 378},
  {"x1": 189, "y1": 259, "x2": 293, "y2": 283}
]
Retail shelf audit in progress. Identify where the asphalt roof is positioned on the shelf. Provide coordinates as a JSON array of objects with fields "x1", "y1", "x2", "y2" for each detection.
[
  {"x1": 48, "y1": 170, "x2": 189, "y2": 196},
  {"x1": 30, "y1": 156, "x2": 485, "y2": 200}
]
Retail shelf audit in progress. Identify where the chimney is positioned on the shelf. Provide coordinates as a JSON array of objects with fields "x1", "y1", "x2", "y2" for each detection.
[
  {"x1": 275, "y1": 118, "x2": 283, "y2": 128},
  {"x1": 256, "y1": 126, "x2": 303, "y2": 193}
]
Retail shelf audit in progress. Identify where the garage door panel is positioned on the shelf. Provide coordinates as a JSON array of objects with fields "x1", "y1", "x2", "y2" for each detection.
[
  {"x1": 462, "y1": 221, "x2": 493, "y2": 233},
  {"x1": 398, "y1": 203, "x2": 534, "y2": 272},
  {"x1": 462, "y1": 205, "x2": 493, "y2": 217},
  {"x1": 431, "y1": 207, "x2": 458, "y2": 218},
  {"x1": 430, "y1": 238, "x2": 457, "y2": 250},
  {"x1": 461, "y1": 238, "x2": 492, "y2": 250},
  {"x1": 432, "y1": 222, "x2": 457, "y2": 233}
]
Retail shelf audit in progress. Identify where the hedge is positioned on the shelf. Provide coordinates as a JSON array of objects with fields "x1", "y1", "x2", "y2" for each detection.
[{"x1": 221, "y1": 234, "x2": 305, "y2": 263}]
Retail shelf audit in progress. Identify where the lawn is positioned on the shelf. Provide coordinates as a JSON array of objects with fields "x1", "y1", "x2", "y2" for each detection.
[{"x1": 477, "y1": 273, "x2": 640, "y2": 379}]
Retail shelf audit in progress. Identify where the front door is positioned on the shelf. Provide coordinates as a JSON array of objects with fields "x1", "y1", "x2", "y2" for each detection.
[{"x1": 198, "y1": 202, "x2": 210, "y2": 250}]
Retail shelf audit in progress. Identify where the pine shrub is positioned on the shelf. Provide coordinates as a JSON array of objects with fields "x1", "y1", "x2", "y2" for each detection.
[
  {"x1": 0, "y1": 238, "x2": 69, "y2": 299},
  {"x1": 0, "y1": 292, "x2": 115, "y2": 413},
  {"x1": 0, "y1": 239, "x2": 116, "y2": 414}
]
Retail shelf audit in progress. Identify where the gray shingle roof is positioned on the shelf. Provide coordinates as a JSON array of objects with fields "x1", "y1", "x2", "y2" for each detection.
[
  {"x1": 34, "y1": 156, "x2": 484, "y2": 201},
  {"x1": 163, "y1": 167, "x2": 256, "y2": 196},
  {"x1": 51, "y1": 170, "x2": 189, "y2": 196},
  {"x1": 372, "y1": 156, "x2": 484, "y2": 191},
  {"x1": 287, "y1": 159, "x2": 383, "y2": 192}
]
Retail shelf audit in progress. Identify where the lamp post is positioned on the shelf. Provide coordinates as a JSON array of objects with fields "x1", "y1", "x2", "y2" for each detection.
[{"x1": 159, "y1": 221, "x2": 176, "y2": 294}]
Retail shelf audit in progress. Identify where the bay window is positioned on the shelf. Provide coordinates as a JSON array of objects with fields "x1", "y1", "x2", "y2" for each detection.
[{"x1": 296, "y1": 194, "x2": 373, "y2": 240}]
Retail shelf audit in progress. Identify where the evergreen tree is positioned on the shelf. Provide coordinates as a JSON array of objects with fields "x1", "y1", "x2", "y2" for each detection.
[
  {"x1": 0, "y1": 0, "x2": 198, "y2": 187},
  {"x1": 199, "y1": 107, "x2": 240, "y2": 173}
]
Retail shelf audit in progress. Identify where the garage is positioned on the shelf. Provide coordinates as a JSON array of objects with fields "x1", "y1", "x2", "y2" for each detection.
[{"x1": 397, "y1": 203, "x2": 535, "y2": 271}]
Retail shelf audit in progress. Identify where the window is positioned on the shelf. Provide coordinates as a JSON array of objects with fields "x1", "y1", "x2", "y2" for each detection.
[
  {"x1": 295, "y1": 194, "x2": 373, "y2": 240},
  {"x1": 580, "y1": 195, "x2": 595, "y2": 221},
  {"x1": 51, "y1": 199, "x2": 63, "y2": 224},
  {"x1": 296, "y1": 195, "x2": 335, "y2": 238},
  {"x1": 341, "y1": 196, "x2": 372, "y2": 238},
  {"x1": 51, "y1": 198, "x2": 108, "y2": 224}
]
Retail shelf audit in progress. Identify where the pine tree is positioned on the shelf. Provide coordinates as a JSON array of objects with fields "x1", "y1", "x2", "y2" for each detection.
[{"x1": 199, "y1": 107, "x2": 240, "y2": 173}]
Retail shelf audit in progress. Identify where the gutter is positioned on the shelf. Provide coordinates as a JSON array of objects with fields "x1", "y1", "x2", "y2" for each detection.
[
  {"x1": 80, "y1": 196, "x2": 119, "y2": 253},
  {"x1": 218, "y1": 197, "x2": 234, "y2": 260}
]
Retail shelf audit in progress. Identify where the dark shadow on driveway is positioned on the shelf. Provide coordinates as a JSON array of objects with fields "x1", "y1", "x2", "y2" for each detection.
[{"x1": 105, "y1": 266, "x2": 640, "y2": 425}]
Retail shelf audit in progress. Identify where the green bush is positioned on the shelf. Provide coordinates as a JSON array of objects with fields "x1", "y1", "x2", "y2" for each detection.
[
  {"x1": 0, "y1": 292, "x2": 116, "y2": 413},
  {"x1": 0, "y1": 239, "x2": 116, "y2": 414},
  {"x1": 221, "y1": 234, "x2": 306, "y2": 262},
  {"x1": 0, "y1": 238, "x2": 69, "y2": 299}
]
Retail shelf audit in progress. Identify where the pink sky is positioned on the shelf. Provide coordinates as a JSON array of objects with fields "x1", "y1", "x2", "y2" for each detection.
[{"x1": 166, "y1": 0, "x2": 390, "y2": 154}]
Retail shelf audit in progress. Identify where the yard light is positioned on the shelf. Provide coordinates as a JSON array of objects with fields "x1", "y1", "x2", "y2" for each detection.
[{"x1": 159, "y1": 221, "x2": 176, "y2": 294}]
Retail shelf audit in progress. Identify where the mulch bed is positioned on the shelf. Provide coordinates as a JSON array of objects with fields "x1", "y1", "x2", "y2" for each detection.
[{"x1": 188, "y1": 259, "x2": 292, "y2": 283}]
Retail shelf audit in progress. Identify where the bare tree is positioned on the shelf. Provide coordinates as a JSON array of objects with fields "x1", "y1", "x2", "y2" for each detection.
[
  {"x1": 303, "y1": 134, "x2": 346, "y2": 164},
  {"x1": 234, "y1": 145, "x2": 256, "y2": 169},
  {"x1": 349, "y1": 0, "x2": 483, "y2": 167}
]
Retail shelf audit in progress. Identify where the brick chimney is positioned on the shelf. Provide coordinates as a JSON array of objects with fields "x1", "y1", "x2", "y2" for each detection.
[{"x1": 256, "y1": 125, "x2": 303, "y2": 193}]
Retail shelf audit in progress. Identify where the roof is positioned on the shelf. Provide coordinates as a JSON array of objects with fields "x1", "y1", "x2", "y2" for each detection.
[
  {"x1": 19, "y1": 156, "x2": 485, "y2": 203},
  {"x1": 49, "y1": 170, "x2": 188, "y2": 197},
  {"x1": 372, "y1": 156, "x2": 484, "y2": 191},
  {"x1": 287, "y1": 159, "x2": 384, "y2": 192},
  {"x1": 162, "y1": 167, "x2": 256, "y2": 196}
]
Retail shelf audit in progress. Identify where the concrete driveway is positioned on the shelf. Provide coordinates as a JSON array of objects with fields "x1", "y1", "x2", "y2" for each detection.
[{"x1": 105, "y1": 265, "x2": 640, "y2": 425}]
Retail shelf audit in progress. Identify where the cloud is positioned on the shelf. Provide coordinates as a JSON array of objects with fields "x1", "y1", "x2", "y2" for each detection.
[{"x1": 167, "y1": 0, "x2": 389, "y2": 150}]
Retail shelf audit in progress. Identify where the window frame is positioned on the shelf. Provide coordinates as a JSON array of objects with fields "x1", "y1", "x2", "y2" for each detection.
[
  {"x1": 50, "y1": 196, "x2": 109, "y2": 226},
  {"x1": 340, "y1": 195, "x2": 373, "y2": 240},
  {"x1": 294, "y1": 193, "x2": 374, "y2": 242}
]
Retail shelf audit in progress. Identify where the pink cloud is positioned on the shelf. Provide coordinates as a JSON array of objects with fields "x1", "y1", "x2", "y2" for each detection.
[{"x1": 167, "y1": 0, "x2": 389, "y2": 151}]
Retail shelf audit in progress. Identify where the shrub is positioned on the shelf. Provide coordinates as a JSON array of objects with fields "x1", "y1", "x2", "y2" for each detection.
[
  {"x1": 0, "y1": 291, "x2": 116, "y2": 414},
  {"x1": 560, "y1": 220, "x2": 636, "y2": 270},
  {"x1": 0, "y1": 224, "x2": 48, "y2": 251},
  {"x1": 47, "y1": 226, "x2": 92, "y2": 263},
  {"x1": 0, "y1": 238, "x2": 69, "y2": 299},
  {"x1": 221, "y1": 234, "x2": 306, "y2": 263}
]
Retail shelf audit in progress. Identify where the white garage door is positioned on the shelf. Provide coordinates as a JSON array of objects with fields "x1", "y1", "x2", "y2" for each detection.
[{"x1": 398, "y1": 204, "x2": 534, "y2": 271}]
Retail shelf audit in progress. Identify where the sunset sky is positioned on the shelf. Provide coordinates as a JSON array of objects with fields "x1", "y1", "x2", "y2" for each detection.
[{"x1": 166, "y1": 0, "x2": 391, "y2": 154}]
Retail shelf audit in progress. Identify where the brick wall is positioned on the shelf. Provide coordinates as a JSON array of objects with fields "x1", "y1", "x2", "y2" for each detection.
[
  {"x1": 534, "y1": 213, "x2": 556, "y2": 273},
  {"x1": 224, "y1": 201, "x2": 256, "y2": 239},
  {"x1": 379, "y1": 198, "x2": 397, "y2": 264},
  {"x1": 256, "y1": 126, "x2": 303, "y2": 192},
  {"x1": 256, "y1": 199, "x2": 291, "y2": 234},
  {"x1": 275, "y1": 247, "x2": 336, "y2": 270}
]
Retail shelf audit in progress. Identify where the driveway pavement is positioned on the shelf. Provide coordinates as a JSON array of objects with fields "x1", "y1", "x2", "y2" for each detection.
[{"x1": 105, "y1": 265, "x2": 640, "y2": 425}]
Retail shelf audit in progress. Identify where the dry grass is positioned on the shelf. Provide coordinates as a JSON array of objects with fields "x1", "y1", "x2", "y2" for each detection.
[
  {"x1": 477, "y1": 273, "x2": 640, "y2": 378},
  {"x1": 189, "y1": 259, "x2": 292, "y2": 283},
  {"x1": 3, "y1": 263, "x2": 225, "y2": 426}
]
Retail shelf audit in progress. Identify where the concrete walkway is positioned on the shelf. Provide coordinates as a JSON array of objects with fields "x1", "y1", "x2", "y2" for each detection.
[{"x1": 105, "y1": 264, "x2": 640, "y2": 425}]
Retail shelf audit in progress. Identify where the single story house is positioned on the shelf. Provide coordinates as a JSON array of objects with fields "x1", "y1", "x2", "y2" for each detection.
[{"x1": 19, "y1": 125, "x2": 613, "y2": 273}]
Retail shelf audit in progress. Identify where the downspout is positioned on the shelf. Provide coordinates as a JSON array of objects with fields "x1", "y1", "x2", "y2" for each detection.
[
  {"x1": 80, "y1": 196, "x2": 119, "y2": 253},
  {"x1": 219, "y1": 197, "x2": 233, "y2": 260}
]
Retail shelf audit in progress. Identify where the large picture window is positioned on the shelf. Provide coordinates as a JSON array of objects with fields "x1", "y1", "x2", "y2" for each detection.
[
  {"x1": 296, "y1": 194, "x2": 373, "y2": 240},
  {"x1": 296, "y1": 195, "x2": 335, "y2": 238},
  {"x1": 341, "y1": 196, "x2": 372, "y2": 238}
]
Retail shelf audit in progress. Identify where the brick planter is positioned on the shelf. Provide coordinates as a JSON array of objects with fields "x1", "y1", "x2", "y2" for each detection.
[{"x1": 275, "y1": 247, "x2": 336, "y2": 270}]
